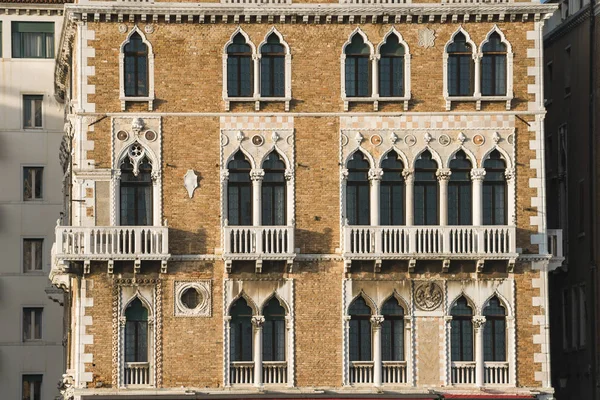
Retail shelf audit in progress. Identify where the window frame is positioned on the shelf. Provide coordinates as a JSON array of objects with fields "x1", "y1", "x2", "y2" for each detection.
[
  {"x1": 11, "y1": 21, "x2": 54, "y2": 59},
  {"x1": 23, "y1": 94, "x2": 43, "y2": 129},
  {"x1": 483, "y1": 297, "x2": 507, "y2": 362},
  {"x1": 227, "y1": 151, "x2": 253, "y2": 227},
  {"x1": 380, "y1": 150, "x2": 406, "y2": 226},
  {"x1": 450, "y1": 297, "x2": 474, "y2": 362},
  {"x1": 23, "y1": 166, "x2": 44, "y2": 201},
  {"x1": 348, "y1": 297, "x2": 373, "y2": 362},
  {"x1": 119, "y1": 156, "x2": 154, "y2": 226},
  {"x1": 258, "y1": 28, "x2": 291, "y2": 106},
  {"x1": 345, "y1": 151, "x2": 371, "y2": 226},
  {"x1": 22, "y1": 307, "x2": 43, "y2": 341},
  {"x1": 413, "y1": 151, "x2": 439, "y2": 226},
  {"x1": 23, "y1": 238, "x2": 44, "y2": 273},
  {"x1": 482, "y1": 150, "x2": 508, "y2": 226},
  {"x1": 261, "y1": 152, "x2": 287, "y2": 226},
  {"x1": 448, "y1": 151, "x2": 473, "y2": 226},
  {"x1": 22, "y1": 374, "x2": 43, "y2": 400},
  {"x1": 119, "y1": 27, "x2": 155, "y2": 111},
  {"x1": 480, "y1": 33, "x2": 508, "y2": 97}
]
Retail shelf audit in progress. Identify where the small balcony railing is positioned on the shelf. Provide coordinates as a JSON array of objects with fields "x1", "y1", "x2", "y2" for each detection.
[
  {"x1": 263, "y1": 361, "x2": 287, "y2": 384},
  {"x1": 547, "y1": 229, "x2": 564, "y2": 269},
  {"x1": 350, "y1": 361, "x2": 374, "y2": 384},
  {"x1": 230, "y1": 361, "x2": 254, "y2": 385},
  {"x1": 124, "y1": 362, "x2": 150, "y2": 386},
  {"x1": 451, "y1": 361, "x2": 476, "y2": 385},
  {"x1": 382, "y1": 361, "x2": 407, "y2": 384},
  {"x1": 484, "y1": 361, "x2": 509, "y2": 385},
  {"x1": 224, "y1": 226, "x2": 295, "y2": 261},
  {"x1": 344, "y1": 225, "x2": 516, "y2": 259}
]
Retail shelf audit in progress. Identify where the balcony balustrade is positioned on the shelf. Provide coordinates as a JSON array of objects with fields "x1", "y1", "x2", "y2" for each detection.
[
  {"x1": 262, "y1": 361, "x2": 288, "y2": 384},
  {"x1": 451, "y1": 361, "x2": 476, "y2": 385},
  {"x1": 484, "y1": 361, "x2": 510, "y2": 385},
  {"x1": 350, "y1": 361, "x2": 374, "y2": 384},
  {"x1": 124, "y1": 362, "x2": 150, "y2": 387},
  {"x1": 223, "y1": 226, "x2": 295, "y2": 270},
  {"x1": 230, "y1": 361, "x2": 254, "y2": 385},
  {"x1": 382, "y1": 361, "x2": 408, "y2": 384}
]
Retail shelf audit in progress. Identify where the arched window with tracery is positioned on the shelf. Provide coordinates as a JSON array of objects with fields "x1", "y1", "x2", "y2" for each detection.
[
  {"x1": 381, "y1": 297, "x2": 404, "y2": 362},
  {"x1": 451, "y1": 296, "x2": 473, "y2": 362},
  {"x1": 346, "y1": 152, "x2": 370, "y2": 225},
  {"x1": 227, "y1": 151, "x2": 252, "y2": 226},
  {"x1": 483, "y1": 150, "x2": 507, "y2": 225},
  {"x1": 448, "y1": 150, "x2": 472, "y2": 225},
  {"x1": 124, "y1": 32, "x2": 149, "y2": 97},
  {"x1": 262, "y1": 298, "x2": 286, "y2": 362},
  {"x1": 483, "y1": 297, "x2": 506, "y2": 361},
  {"x1": 481, "y1": 33, "x2": 507, "y2": 96},
  {"x1": 125, "y1": 298, "x2": 148, "y2": 363},
  {"x1": 262, "y1": 152, "x2": 286, "y2": 226},
  {"x1": 380, "y1": 151, "x2": 405, "y2": 225},
  {"x1": 260, "y1": 34, "x2": 285, "y2": 98},
  {"x1": 227, "y1": 33, "x2": 253, "y2": 98},
  {"x1": 379, "y1": 34, "x2": 405, "y2": 97},
  {"x1": 345, "y1": 34, "x2": 371, "y2": 98},
  {"x1": 349, "y1": 296, "x2": 372, "y2": 361},
  {"x1": 230, "y1": 298, "x2": 253, "y2": 362},
  {"x1": 120, "y1": 152, "x2": 153, "y2": 226},
  {"x1": 414, "y1": 150, "x2": 438, "y2": 225},
  {"x1": 447, "y1": 32, "x2": 474, "y2": 96}
]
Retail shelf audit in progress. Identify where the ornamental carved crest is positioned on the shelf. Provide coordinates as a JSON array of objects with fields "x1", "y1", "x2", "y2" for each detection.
[
  {"x1": 414, "y1": 281, "x2": 443, "y2": 311},
  {"x1": 417, "y1": 27, "x2": 436, "y2": 49}
]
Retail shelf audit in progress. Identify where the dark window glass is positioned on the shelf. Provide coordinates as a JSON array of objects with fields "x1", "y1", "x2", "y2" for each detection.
[
  {"x1": 228, "y1": 151, "x2": 252, "y2": 226},
  {"x1": 380, "y1": 151, "x2": 405, "y2": 225},
  {"x1": 263, "y1": 298, "x2": 286, "y2": 361},
  {"x1": 349, "y1": 297, "x2": 372, "y2": 361},
  {"x1": 483, "y1": 296, "x2": 506, "y2": 361},
  {"x1": 0, "y1": 22, "x2": 3, "y2": 57},
  {"x1": 230, "y1": 298, "x2": 253, "y2": 361},
  {"x1": 125, "y1": 298, "x2": 148, "y2": 363},
  {"x1": 120, "y1": 154, "x2": 153, "y2": 226},
  {"x1": 483, "y1": 150, "x2": 507, "y2": 225},
  {"x1": 447, "y1": 32, "x2": 473, "y2": 96},
  {"x1": 448, "y1": 151, "x2": 472, "y2": 225},
  {"x1": 481, "y1": 33, "x2": 507, "y2": 96},
  {"x1": 379, "y1": 34, "x2": 405, "y2": 97},
  {"x1": 23, "y1": 167, "x2": 43, "y2": 201},
  {"x1": 346, "y1": 151, "x2": 370, "y2": 225},
  {"x1": 260, "y1": 34, "x2": 285, "y2": 97},
  {"x1": 451, "y1": 296, "x2": 473, "y2": 361},
  {"x1": 23, "y1": 95, "x2": 43, "y2": 128},
  {"x1": 381, "y1": 298, "x2": 404, "y2": 361},
  {"x1": 181, "y1": 288, "x2": 200, "y2": 309},
  {"x1": 22, "y1": 375, "x2": 42, "y2": 400},
  {"x1": 23, "y1": 238, "x2": 43, "y2": 272},
  {"x1": 414, "y1": 151, "x2": 438, "y2": 225},
  {"x1": 123, "y1": 32, "x2": 149, "y2": 97},
  {"x1": 227, "y1": 33, "x2": 253, "y2": 97},
  {"x1": 12, "y1": 22, "x2": 54, "y2": 59},
  {"x1": 262, "y1": 152, "x2": 286, "y2": 225},
  {"x1": 345, "y1": 34, "x2": 371, "y2": 97},
  {"x1": 23, "y1": 307, "x2": 42, "y2": 341}
]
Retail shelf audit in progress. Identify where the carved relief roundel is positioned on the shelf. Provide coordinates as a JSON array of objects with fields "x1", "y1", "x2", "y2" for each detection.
[
  {"x1": 174, "y1": 281, "x2": 211, "y2": 317},
  {"x1": 414, "y1": 281, "x2": 443, "y2": 311}
]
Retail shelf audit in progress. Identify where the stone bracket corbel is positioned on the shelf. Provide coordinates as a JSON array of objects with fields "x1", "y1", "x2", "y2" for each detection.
[
  {"x1": 107, "y1": 259, "x2": 114, "y2": 274},
  {"x1": 442, "y1": 259, "x2": 450, "y2": 273},
  {"x1": 374, "y1": 259, "x2": 382, "y2": 273},
  {"x1": 476, "y1": 259, "x2": 485, "y2": 273},
  {"x1": 408, "y1": 258, "x2": 416, "y2": 273},
  {"x1": 255, "y1": 259, "x2": 263, "y2": 274}
]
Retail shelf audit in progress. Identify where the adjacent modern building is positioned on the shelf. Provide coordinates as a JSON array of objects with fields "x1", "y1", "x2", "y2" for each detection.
[
  {"x1": 0, "y1": 1, "x2": 67, "y2": 399},
  {"x1": 50, "y1": 0, "x2": 561, "y2": 399}
]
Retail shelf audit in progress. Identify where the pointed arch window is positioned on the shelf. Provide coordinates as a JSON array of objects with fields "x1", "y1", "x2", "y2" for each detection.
[
  {"x1": 124, "y1": 32, "x2": 149, "y2": 97},
  {"x1": 125, "y1": 298, "x2": 148, "y2": 363},
  {"x1": 481, "y1": 33, "x2": 507, "y2": 97},
  {"x1": 379, "y1": 34, "x2": 405, "y2": 97},
  {"x1": 230, "y1": 298, "x2": 253, "y2": 362},
  {"x1": 483, "y1": 297, "x2": 506, "y2": 362},
  {"x1": 346, "y1": 152, "x2": 370, "y2": 225},
  {"x1": 263, "y1": 298, "x2": 286, "y2": 362},
  {"x1": 447, "y1": 32, "x2": 474, "y2": 97},
  {"x1": 380, "y1": 151, "x2": 405, "y2": 225},
  {"x1": 260, "y1": 34, "x2": 285, "y2": 98},
  {"x1": 349, "y1": 297, "x2": 372, "y2": 361},
  {"x1": 120, "y1": 153, "x2": 153, "y2": 226},
  {"x1": 483, "y1": 150, "x2": 507, "y2": 225},
  {"x1": 414, "y1": 150, "x2": 438, "y2": 225},
  {"x1": 262, "y1": 152, "x2": 286, "y2": 226},
  {"x1": 381, "y1": 298, "x2": 404, "y2": 362},
  {"x1": 451, "y1": 296, "x2": 473, "y2": 362},
  {"x1": 448, "y1": 151, "x2": 472, "y2": 225},
  {"x1": 227, "y1": 33, "x2": 253, "y2": 98},
  {"x1": 345, "y1": 34, "x2": 371, "y2": 98},
  {"x1": 227, "y1": 151, "x2": 252, "y2": 226}
]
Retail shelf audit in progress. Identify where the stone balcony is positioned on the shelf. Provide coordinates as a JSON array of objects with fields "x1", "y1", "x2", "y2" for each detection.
[{"x1": 343, "y1": 225, "x2": 517, "y2": 271}]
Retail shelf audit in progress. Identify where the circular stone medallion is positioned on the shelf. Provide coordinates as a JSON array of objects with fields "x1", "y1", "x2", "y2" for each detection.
[
  {"x1": 341, "y1": 134, "x2": 349, "y2": 147},
  {"x1": 144, "y1": 130, "x2": 157, "y2": 142},
  {"x1": 370, "y1": 134, "x2": 383, "y2": 146},
  {"x1": 473, "y1": 134, "x2": 485, "y2": 146},
  {"x1": 251, "y1": 135, "x2": 264, "y2": 146},
  {"x1": 116, "y1": 130, "x2": 129, "y2": 141},
  {"x1": 404, "y1": 134, "x2": 417, "y2": 147},
  {"x1": 414, "y1": 281, "x2": 443, "y2": 311},
  {"x1": 507, "y1": 134, "x2": 514, "y2": 145},
  {"x1": 438, "y1": 134, "x2": 451, "y2": 147}
]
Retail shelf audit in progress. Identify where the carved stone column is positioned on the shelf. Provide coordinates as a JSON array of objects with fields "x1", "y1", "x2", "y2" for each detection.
[
  {"x1": 371, "y1": 315, "x2": 384, "y2": 387},
  {"x1": 436, "y1": 168, "x2": 452, "y2": 226},
  {"x1": 473, "y1": 315, "x2": 486, "y2": 387},
  {"x1": 252, "y1": 315, "x2": 265, "y2": 387},
  {"x1": 369, "y1": 168, "x2": 383, "y2": 254},
  {"x1": 371, "y1": 54, "x2": 380, "y2": 99},
  {"x1": 285, "y1": 168, "x2": 295, "y2": 227},
  {"x1": 250, "y1": 169, "x2": 264, "y2": 227},
  {"x1": 470, "y1": 168, "x2": 486, "y2": 226},
  {"x1": 403, "y1": 169, "x2": 414, "y2": 226}
]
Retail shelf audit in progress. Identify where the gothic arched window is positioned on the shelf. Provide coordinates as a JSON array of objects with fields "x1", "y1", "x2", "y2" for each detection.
[
  {"x1": 124, "y1": 32, "x2": 149, "y2": 97},
  {"x1": 262, "y1": 152, "x2": 286, "y2": 226},
  {"x1": 346, "y1": 152, "x2": 370, "y2": 225},
  {"x1": 227, "y1": 33, "x2": 253, "y2": 98},
  {"x1": 120, "y1": 153, "x2": 153, "y2": 226},
  {"x1": 381, "y1": 297, "x2": 404, "y2": 362},
  {"x1": 414, "y1": 150, "x2": 438, "y2": 225},
  {"x1": 448, "y1": 150, "x2": 472, "y2": 225},
  {"x1": 451, "y1": 296, "x2": 474, "y2": 362},
  {"x1": 345, "y1": 34, "x2": 371, "y2": 98},
  {"x1": 447, "y1": 32, "x2": 474, "y2": 96},
  {"x1": 483, "y1": 150, "x2": 507, "y2": 225},
  {"x1": 260, "y1": 33, "x2": 285, "y2": 98},
  {"x1": 379, "y1": 34, "x2": 405, "y2": 97},
  {"x1": 262, "y1": 298, "x2": 286, "y2": 361},
  {"x1": 380, "y1": 151, "x2": 405, "y2": 225},
  {"x1": 125, "y1": 298, "x2": 148, "y2": 363},
  {"x1": 481, "y1": 33, "x2": 507, "y2": 96},
  {"x1": 230, "y1": 298, "x2": 253, "y2": 362},
  {"x1": 349, "y1": 296, "x2": 372, "y2": 361},
  {"x1": 483, "y1": 297, "x2": 506, "y2": 361},
  {"x1": 227, "y1": 151, "x2": 252, "y2": 226}
]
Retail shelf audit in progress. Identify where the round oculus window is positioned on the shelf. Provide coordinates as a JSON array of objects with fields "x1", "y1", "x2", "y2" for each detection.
[{"x1": 181, "y1": 287, "x2": 202, "y2": 309}]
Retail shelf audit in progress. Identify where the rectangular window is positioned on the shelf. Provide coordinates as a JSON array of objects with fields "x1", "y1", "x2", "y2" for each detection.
[
  {"x1": 22, "y1": 375, "x2": 42, "y2": 400},
  {"x1": 579, "y1": 179, "x2": 585, "y2": 235},
  {"x1": 23, "y1": 239, "x2": 43, "y2": 272},
  {"x1": 562, "y1": 289, "x2": 569, "y2": 350},
  {"x1": 23, "y1": 95, "x2": 43, "y2": 128},
  {"x1": 571, "y1": 286, "x2": 579, "y2": 349},
  {"x1": 579, "y1": 285, "x2": 587, "y2": 347},
  {"x1": 564, "y1": 46, "x2": 571, "y2": 96},
  {"x1": 23, "y1": 167, "x2": 43, "y2": 201},
  {"x1": 23, "y1": 307, "x2": 42, "y2": 341},
  {"x1": 12, "y1": 22, "x2": 54, "y2": 58}
]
